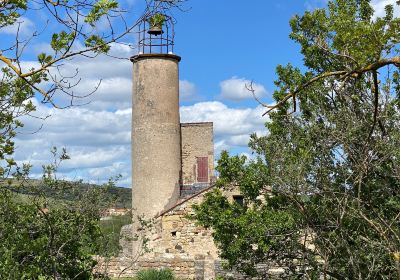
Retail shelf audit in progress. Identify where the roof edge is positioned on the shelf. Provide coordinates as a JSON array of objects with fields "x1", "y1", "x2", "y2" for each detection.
[
  {"x1": 156, "y1": 184, "x2": 217, "y2": 218},
  {"x1": 180, "y1": 122, "x2": 213, "y2": 127}
]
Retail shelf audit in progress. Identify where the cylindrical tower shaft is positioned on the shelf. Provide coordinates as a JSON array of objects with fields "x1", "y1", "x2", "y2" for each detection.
[{"x1": 131, "y1": 54, "x2": 182, "y2": 219}]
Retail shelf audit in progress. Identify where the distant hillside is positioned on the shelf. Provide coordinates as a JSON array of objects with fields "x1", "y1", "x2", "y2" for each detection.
[{"x1": 1, "y1": 179, "x2": 132, "y2": 209}]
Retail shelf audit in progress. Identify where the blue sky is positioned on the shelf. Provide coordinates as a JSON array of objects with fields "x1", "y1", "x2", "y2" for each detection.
[
  {"x1": 175, "y1": 0, "x2": 309, "y2": 106},
  {"x1": 1, "y1": 0, "x2": 397, "y2": 187}
]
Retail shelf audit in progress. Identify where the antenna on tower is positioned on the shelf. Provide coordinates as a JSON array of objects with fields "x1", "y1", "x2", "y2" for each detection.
[{"x1": 138, "y1": 0, "x2": 178, "y2": 55}]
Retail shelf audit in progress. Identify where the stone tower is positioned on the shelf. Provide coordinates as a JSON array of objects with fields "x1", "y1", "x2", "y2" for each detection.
[
  {"x1": 131, "y1": 11, "x2": 181, "y2": 220},
  {"x1": 131, "y1": 53, "x2": 181, "y2": 219}
]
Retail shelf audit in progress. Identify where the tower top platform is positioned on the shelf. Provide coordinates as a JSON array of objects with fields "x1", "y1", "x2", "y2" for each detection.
[{"x1": 130, "y1": 53, "x2": 181, "y2": 63}]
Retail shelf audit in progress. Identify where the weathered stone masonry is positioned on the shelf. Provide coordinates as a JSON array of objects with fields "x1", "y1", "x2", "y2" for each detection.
[
  {"x1": 131, "y1": 54, "x2": 182, "y2": 220},
  {"x1": 181, "y1": 122, "x2": 214, "y2": 186}
]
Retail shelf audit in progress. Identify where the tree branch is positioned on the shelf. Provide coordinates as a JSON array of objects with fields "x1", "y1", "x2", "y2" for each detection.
[{"x1": 263, "y1": 57, "x2": 400, "y2": 116}]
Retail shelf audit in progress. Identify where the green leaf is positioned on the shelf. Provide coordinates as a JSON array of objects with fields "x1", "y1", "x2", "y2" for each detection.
[
  {"x1": 84, "y1": 0, "x2": 118, "y2": 26},
  {"x1": 50, "y1": 31, "x2": 75, "y2": 52},
  {"x1": 84, "y1": 35, "x2": 110, "y2": 53}
]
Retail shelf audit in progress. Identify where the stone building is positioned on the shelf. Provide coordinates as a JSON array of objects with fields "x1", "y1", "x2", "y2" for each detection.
[
  {"x1": 180, "y1": 122, "x2": 215, "y2": 194},
  {"x1": 99, "y1": 186, "x2": 240, "y2": 280},
  {"x1": 94, "y1": 5, "x2": 311, "y2": 278},
  {"x1": 96, "y1": 6, "x2": 226, "y2": 279},
  {"x1": 96, "y1": 6, "x2": 249, "y2": 279}
]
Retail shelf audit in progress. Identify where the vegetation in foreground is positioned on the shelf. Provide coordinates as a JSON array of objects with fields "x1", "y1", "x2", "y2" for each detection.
[
  {"x1": 136, "y1": 268, "x2": 176, "y2": 280},
  {"x1": 111, "y1": 268, "x2": 181, "y2": 280},
  {"x1": 0, "y1": 148, "x2": 131, "y2": 279},
  {"x1": 194, "y1": 0, "x2": 400, "y2": 279}
]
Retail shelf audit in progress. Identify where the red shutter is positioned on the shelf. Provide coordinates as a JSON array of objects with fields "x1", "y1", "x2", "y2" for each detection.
[{"x1": 196, "y1": 157, "x2": 208, "y2": 183}]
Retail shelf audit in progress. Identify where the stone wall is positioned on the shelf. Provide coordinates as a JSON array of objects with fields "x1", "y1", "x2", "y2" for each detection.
[
  {"x1": 96, "y1": 256, "x2": 199, "y2": 279},
  {"x1": 102, "y1": 186, "x2": 272, "y2": 280},
  {"x1": 158, "y1": 192, "x2": 219, "y2": 260},
  {"x1": 101, "y1": 188, "x2": 219, "y2": 279},
  {"x1": 181, "y1": 123, "x2": 214, "y2": 185}
]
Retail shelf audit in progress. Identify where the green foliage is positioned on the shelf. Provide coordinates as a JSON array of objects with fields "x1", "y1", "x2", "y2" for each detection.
[
  {"x1": 194, "y1": 188, "x2": 302, "y2": 276},
  {"x1": 85, "y1": 35, "x2": 111, "y2": 53},
  {"x1": 215, "y1": 277, "x2": 234, "y2": 280},
  {"x1": 147, "y1": 13, "x2": 166, "y2": 27},
  {"x1": 0, "y1": 0, "x2": 27, "y2": 28},
  {"x1": 194, "y1": 0, "x2": 400, "y2": 279},
  {"x1": 0, "y1": 149, "x2": 115, "y2": 279},
  {"x1": 6, "y1": 178, "x2": 132, "y2": 208},
  {"x1": 37, "y1": 53, "x2": 54, "y2": 65},
  {"x1": 0, "y1": 190, "x2": 102, "y2": 279},
  {"x1": 51, "y1": 31, "x2": 77, "y2": 52},
  {"x1": 135, "y1": 269, "x2": 175, "y2": 280},
  {"x1": 0, "y1": 67, "x2": 35, "y2": 177},
  {"x1": 85, "y1": 0, "x2": 119, "y2": 26}
]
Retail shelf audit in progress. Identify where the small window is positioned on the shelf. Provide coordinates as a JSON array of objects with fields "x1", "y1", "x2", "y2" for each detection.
[
  {"x1": 171, "y1": 231, "x2": 177, "y2": 237},
  {"x1": 233, "y1": 195, "x2": 244, "y2": 207}
]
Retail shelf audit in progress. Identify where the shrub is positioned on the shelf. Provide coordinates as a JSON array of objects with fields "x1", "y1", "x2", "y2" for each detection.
[{"x1": 136, "y1": 268, "x2": 175, "y2": 280}]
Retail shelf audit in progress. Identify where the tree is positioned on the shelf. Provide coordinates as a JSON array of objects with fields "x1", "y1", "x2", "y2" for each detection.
[
  {"x1": 0, "y1": 0, "x2": 186, "y2": 278},
  {"x1": 0, "y1": 0, "x2": 132, "y2": 276},
  {"x1": 194, "y1": 0, "x2": 400, "y2": 279},
  {"x1": 0, "y1": 148, "x2": 115, "y2": 279},
  {"x1": 0, "y1": 0, "x2": 186, "y2": 176}
]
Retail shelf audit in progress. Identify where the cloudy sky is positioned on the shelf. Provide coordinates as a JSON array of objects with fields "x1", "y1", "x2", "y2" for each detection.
[{"x1": 1, "y1": 0, "x2": 398, "y2": 187}]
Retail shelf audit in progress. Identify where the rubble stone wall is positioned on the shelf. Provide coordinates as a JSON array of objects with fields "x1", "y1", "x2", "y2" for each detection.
[{"x1": 100, "y1": 187, "x2": 254, "y2": 279}]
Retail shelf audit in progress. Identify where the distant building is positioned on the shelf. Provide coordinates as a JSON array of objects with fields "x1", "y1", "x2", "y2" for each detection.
[{"x1": 102, "y1": 208, "x2": 129, "y2": 217}]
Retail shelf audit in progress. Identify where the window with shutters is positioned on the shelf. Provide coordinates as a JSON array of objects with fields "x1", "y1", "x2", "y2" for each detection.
[{"x1": 196, "y1": 157, "x2": 208, "y2": 182}]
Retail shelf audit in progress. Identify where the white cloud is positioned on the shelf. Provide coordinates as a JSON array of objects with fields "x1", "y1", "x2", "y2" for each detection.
[
  {"x1": 179, "y1": 80, "x2": 198, "y2": 101},
  {"x1": 16, "y1": 43, "x2": 133, "y2": 111},
  {"x1": 180, "y1": 101, "x2": 268, "y2": 154},
  {"x1": 214, "y1": 140, "x2": 230, "y2": 157},
  {"x1": 219, "y1": 77, "x2": 267, "y2": 101},
  {"x1": 10, "y1": 43, "x2": 271, "y2": 188},
  {"x1": 371, "y1": 0, "x2": 400, "y2": 18},
  {"x1": 7, "y1": 43, "x2": 135, "y2": 186},
  {"x1": 13, "y1": 99, "x2": 269, "y2": 187},
  {"x1": 13, "y1": 99, "x2": 132, "y2": 185},
  {"x1": 71, "y1": 77, "x2": 132, "y2": 110},
  {"x1": 58, "y1": 46, "x2": 132, "y2": 80},
  {"x1": 181, "y1": 101, "x2": 267, "y2": 136},
  {"x1": 0, "y1": 17, "x2": 35, "y2": 36}
]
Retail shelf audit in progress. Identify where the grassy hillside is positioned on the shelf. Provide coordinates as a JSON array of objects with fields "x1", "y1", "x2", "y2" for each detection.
[
  {"x1": 1, "y1": 178, "x2": 133, "y2": 257},
  {"x1": 1, "y1": 178, "x2": 132, "y2": 208}
]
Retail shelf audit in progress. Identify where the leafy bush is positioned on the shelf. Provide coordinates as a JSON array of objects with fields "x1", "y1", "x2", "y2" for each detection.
[
  {"x1": 136, "y1": 268, "x2": 175, "y2": 280},
  {"x1": 0, "y1": 182, "x2": 107, "y2": 279},
  {"x1": 0, "y1": 148, "x2": 115, "y2": 279}
]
